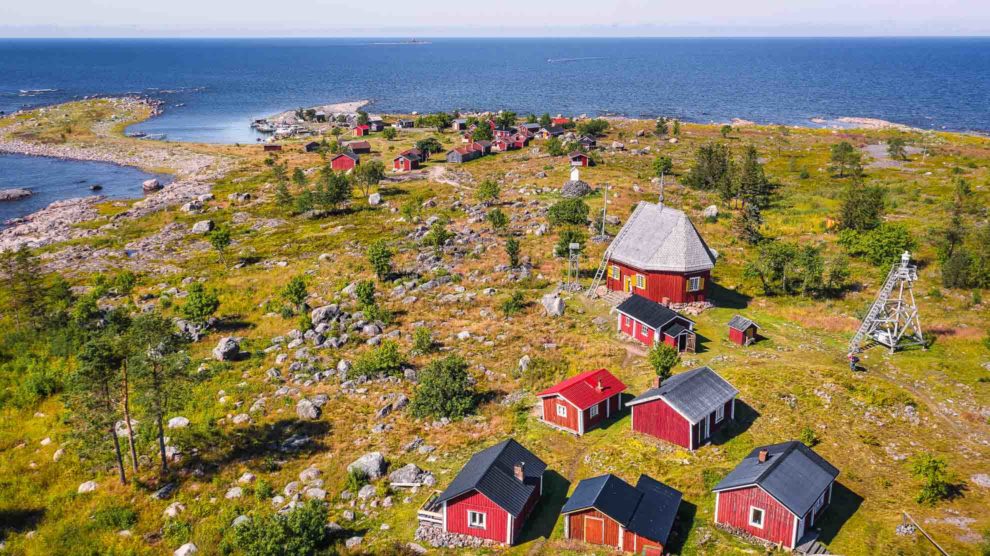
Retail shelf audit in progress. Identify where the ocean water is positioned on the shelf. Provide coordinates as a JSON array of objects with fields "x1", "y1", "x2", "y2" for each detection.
[{"x1": 0, "y1": 153, "x2": 169, "y2": 225}]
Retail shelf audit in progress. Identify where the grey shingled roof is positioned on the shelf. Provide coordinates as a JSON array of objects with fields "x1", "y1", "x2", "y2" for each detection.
[
  {"x1": 626, "y1": 366, "x2": 738, "y2": 424},
  {"x1": 615, "y1": 294, "x2": 691, "y2": 331},
  {"x1": 728, "y1": 315, "x2": 759, "y2": 331},
  {"x1": 713, "y1": 441, "x2": 839, "y2": 517},
  {"x1": 435, "y1": 438, "x2": 547, "y2": 517},
  {"x1": 608, "y1": 201, "x2": 716, "y2": 273},
  {"x1": 561, "y1": 474, "x2": 681, "y2": 545}
]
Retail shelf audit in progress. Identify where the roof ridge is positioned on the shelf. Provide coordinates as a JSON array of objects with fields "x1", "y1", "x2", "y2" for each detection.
[{"x1": 756, "y1": 441, "x2": 798, "y2": 483}]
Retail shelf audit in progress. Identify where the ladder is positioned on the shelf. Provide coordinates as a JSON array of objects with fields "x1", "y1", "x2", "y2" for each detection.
[
  {"x1": 585, "y1": 211, "x2": 636, "y2": 298},
  {"x1": 849, "y1": 252, "x2": 924, "y2": 354}
]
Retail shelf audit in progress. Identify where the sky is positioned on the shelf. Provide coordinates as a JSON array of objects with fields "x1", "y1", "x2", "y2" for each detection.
[{"x1": 1, "y1": 0, "x2": 988, "y2": 37}]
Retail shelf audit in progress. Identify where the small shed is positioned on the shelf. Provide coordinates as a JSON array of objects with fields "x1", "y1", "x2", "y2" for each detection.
[
  {"x1": 352, "y1": 124, "x2": 371, "y2": 137},
  {"x1": 263, "y1": 144, "x2": 282, "y2": 152},
  {"x1": 536, "y1": 369, "x2": 627, "y2": 435},
  {"x1": 304, "y1": 141, "x2": 321, "y2": 153},
  {"x1": 569, "y1": 151, "x2": 592, "y2": 167},
  {"x1": 345, "y1": 140, "x2": 372, "y2": 154},
  {"x1": 330, "y1": 151, "x2": 359, "y2": 171},
  {"x1": 727, "y1": 315, "x2": 760, "y2": 346},
  {"x1": 393, "y1": 153, "x2": 419, "y2": 172}
]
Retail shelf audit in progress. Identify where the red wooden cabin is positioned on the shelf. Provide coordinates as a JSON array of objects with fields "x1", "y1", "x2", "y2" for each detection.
[
  {"x1": 263, "y1": 144, "x2": 282, "y2": 152},
  {"x1": 605, "y1": 201, "x2": 716, "y2": 304},
  {"x1": 562, "y1": 473, "x2": 681, "y2": 554},
  {"x1": 536, "y1": 369, "x2": 626, "y2": 435},
  {"x1": 568, "y1": 151, "x2": 592, "y2": 167},
  {"x1": 552, "y1": 116, "x2": 571, "y2": 125},
  {"x1": 352, "y1": 124, "x2": 370, "y2": 136},
  {"x1": 713, "y1": 442, "x2": 839, "y2": 550},
  {"x1": 330, "y1": 152, "x2": 359, "y2": 171},
  {"x1": 728, "y1": 315, "x2": 760, "y2": 346},
  {"x1": 615, "y1": 294, "x2": 697, "y2": 352},
  {"x1": 393, "y1": 154, "x2": 419, "y2": 172},
  {"x1": 428, "y1": 439, "x2": 546, "y2": 545},
  {"x1": 511, "y1": 133, "x2": 531, "y2": 148},
  {"x1": 627, "y1": 366, "x2": 738, "y2": 450},
  {"x1": 344, "y1": 140, "x2": 371, "y2": 154}
]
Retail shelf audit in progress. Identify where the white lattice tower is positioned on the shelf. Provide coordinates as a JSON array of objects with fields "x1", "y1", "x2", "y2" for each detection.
[{"x1": 849, "y1": 252, "x2": 925, "y2": 354}]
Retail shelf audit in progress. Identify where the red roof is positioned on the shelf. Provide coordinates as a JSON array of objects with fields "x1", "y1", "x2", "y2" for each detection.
[
  {"x1": 354, "y1": 124, "x2": 370, "y2": 131},
  {"x1": 552, "y1": 117, "x2": 570, "y2": 125},
  {"x1": 536, "y1": 369, "x2": 627, "y2": 409}
]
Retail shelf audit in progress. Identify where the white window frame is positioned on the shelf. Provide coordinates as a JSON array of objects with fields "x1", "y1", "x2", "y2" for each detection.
[
  {"x1": 468, "y1": 510, "x2": 487, "y2": 529},
  {"x1": 715, "y1": 405, "x2": 725, "y2": 423},
  {"x1": 589, "y1": 404, "x2": 599, "y2": 418},
  {"x1": 636, "y1": 274, "x2": 646, "y2": 289},
  {"x1": 749, "y1": 506, "x2": 765, "y2": 529},
  {"x1": 623, "y1": 315, "x2": 631, "y2": 327},
  {"x1": 556, "y1": 403, "x2": 568, "y2": 418},
  {"x1": 687, "y1": 276, "x2": 702, "y2": 292}
]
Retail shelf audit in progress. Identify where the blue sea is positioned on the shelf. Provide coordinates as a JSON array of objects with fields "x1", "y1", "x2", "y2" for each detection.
[{"x1": 1, "y1": 37, "x2": 989, "y2": 221}]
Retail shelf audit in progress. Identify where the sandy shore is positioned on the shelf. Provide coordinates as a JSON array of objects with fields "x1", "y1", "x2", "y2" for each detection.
[{"x1": 267, "y1": 100, "x2": 371, "y2": 125}]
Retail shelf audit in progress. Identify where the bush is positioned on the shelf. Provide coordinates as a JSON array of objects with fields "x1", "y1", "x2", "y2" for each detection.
[
  {"x1": 839, "y1": 224, "x2": 915, "y2": 267},
  {"x1": 487, "y1": 208, "x2": 509, "y2": 233},
  {"x1": 577, "y1": 119, "x2": 609, "y2": 137},
  {"x1": 839, "y1": 183, "x2": 885, "y2": 231},
  {"x1": 476, "y1": 179, "x2": 500, "y2": 204},
  {"x1": 355, "y1": 280, "x2": 376, "y2": 308},
  {"x1": 92, "y1": 505, "x2": 138, "y2": 530},
  {"x1": 412, "y1": 326, "x2": 437, "y2": 354},
  {"x1": 423, "y1": 220, "x2": 452, "y2": 258},
  {"x1": 367, "y1": 239, "x2": 394, "y2": 281},
  {"x1": 180, "y1": 283, "x2": 220, "y2": 325},
  {"x1": 547, "y1": 198, "x2": 589, "y2": 226},
  {"x1": 345, "y1": 468, "x2": 369, "y2": 493},
  {"x1": 350, "y1": 340, "x2": 405, "y2": 378},
  {"x1": 505, "y1": 238, "x2": 520, "y2": 267},
  {"x1": 255, "y1": 480, "x2": 274, "y2": 500},
  {"x1": 500, "y1": 291, "x2": 526, "y2": 316},
  {"x1": 911, "y1": 453, "x2": 955, "y2": 506},
  {"x1": 554, "y1": 229, "x2": 586, "y2": 258},
  {"x1": 647, "y1": 343, "x2": 680, "y2": 383},
  {"x1": 279, "y1": 276, "x2": 308, "y2": 313},
  {"x1": 410, "y1": 354, "x2": 477, "y2": 420},
  {"x1": 233, "y1": 500, "x2": 329, "y2": 556},
  {"x1": 799, "y1": 427, "x2": 820, "y2": 447}
]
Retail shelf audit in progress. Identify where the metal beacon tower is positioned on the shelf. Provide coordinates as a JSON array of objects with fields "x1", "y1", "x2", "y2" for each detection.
[{"x1": 849, "y1": 251, "x2": 925, "y2": 355}]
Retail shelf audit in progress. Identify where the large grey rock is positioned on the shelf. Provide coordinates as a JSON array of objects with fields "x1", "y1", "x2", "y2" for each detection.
[
  {"x1": 296, "y1": 399, "x2": 322, "y2": 420},
  {"x1": 541, "y1": 292, "x2": 565, "y2": 317},
  {"x1": 703, "y1": 205, "x2": 719, "y2": 219},
  {"x1": 163, "y1": 502, "x2": 185, "y2": 518},
  {"x1": 310, "y1": 305, "x2": 340, "y2": 324},
  {"x1": 388, "y1": 463, "x2": 434, "y2": 487},
  {"x1": 368, "y1": 193, "x2": 382, "y2": 206},
  {"x1": 232, "y1": 515, "x2": 250, "y2": 527},
  {"x1": 174, "y1": 543, "x2": 197, "y2": 556},
  {"x1": 0, "y1": 188, "x2": 32, "y2": 202},
  {"x1": 561, "y1": 179, "x2": 591, "y2": 198},
  {"x1": 77, "y1": 480, "x2": 97, "y2": 493},
  {"x1": 212, "y1": 337, "x2": 241, "y2": 361},
  {"x1": 142, "y1": 178, "x2": 162, "y2": 192},
  {"x1": 191, "y1": 220, "x2": 214, "y2": 234},
  {"x1": 347, "y1": 452, "x2": 387, "y2": 480},
  {"x1": 167, "y1": 416, "x2": 190, "y2": 429},
  {"x1": 357, "y1": 484, "x2": 377, "y2": 500}
]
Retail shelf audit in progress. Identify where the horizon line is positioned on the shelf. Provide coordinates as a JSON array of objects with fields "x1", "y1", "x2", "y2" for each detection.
[{"x1": 2, "y1": 34, "x2": 990, "y2": 39}]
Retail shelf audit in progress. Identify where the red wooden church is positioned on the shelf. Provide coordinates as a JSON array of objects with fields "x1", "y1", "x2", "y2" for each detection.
[
  {"x1": 426, "y1": 439, "x2": 546, "y2": 545},
  {"x1": 626, "y1": 366, "x2": 738, "y2": 450},
  {"x1": 606, "y1": 201, "x2": 716, "y2": 305},
  {"x1": 561, "y1": 473, "x2": 682, "y2": 555},
  {"x1": 536, "y1": 369, "x2": 627, "y2": 435},
  {"x1": 713, "y1": 441, "x2": 839, "y2": 550}
]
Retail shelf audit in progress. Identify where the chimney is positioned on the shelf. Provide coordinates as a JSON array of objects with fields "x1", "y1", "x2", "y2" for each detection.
[
  {"x1": 655, "y1": 376, "x2": 663, "y2": 388},
  {"x1": 758, "y1": 449, "x2": 769, "y2": 463},
  {"x1": 514, "y1": 462, "x2": 525, "y2": 482},
  {"x1": 597, "y1": 378, "x2": 604, "y2": 392}
]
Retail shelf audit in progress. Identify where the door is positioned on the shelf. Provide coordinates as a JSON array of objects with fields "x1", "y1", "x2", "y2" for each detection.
[
  {"x1": 624, "y1": 276, "x2": 632, "y2": 293},
  {"x1": 685, "y1": 333, "x2": 696, "y2": 353},
  {"x1": 585, "y1": 517, "x2": 605, "y2": 545}
]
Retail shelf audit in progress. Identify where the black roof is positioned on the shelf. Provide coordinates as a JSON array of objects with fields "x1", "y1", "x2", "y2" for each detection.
[
  {"x1": 713, "y1": 441, "x2": 839, "y2": 517},
  {"x1": 728, "y1": 315, "x2": 759, "y2": 331},
  {"x1": 435, "y1": 438, "x2": 547, "y2": 517},
  {"x1": 615, "y1": 294, "x2": 692, "y2": 331},
  {"x1": 626, "y1": 366, "x2": 738, "y2": 423},
  {"x1": 561, "y1": 474, "x2": 681, "y2": 545}
]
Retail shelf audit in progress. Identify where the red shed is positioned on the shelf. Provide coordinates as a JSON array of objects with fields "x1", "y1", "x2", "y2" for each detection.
[
  {"x1": 626, "y1": 366, "x2": 738, "y2": 450},
  {"x1": 344, "y1": 140, "x2": 371, "y2": 154},
  {"x1": 728, "y1": 315, "x2": 760, "y2": 346},
  {"x1": 352, "y1": 124, "x2": 370, "y2": 136},
  {"x1": 425, "y1": 439, "x2": 546, "y2": 545},
  {"x1": 605, "y1": 201, "x2": 716, "y2": 304},
  {"x1": 393, "y1": 153, "x2": 419, "y2": 172},
  {"x1": 536, "y1": 369, "x2": 627, "y2": 435},
  {"x1": 615, "y1": 294, "x2": 697, "y2": 352},
  {"x1": 330, "y1": 152, "x2": 359, "y2": 171},
  {"x1": 552, "y1": 116, "x2": 571, "y2": 125},
  {"x1": 713, "y1": 442, "x2": 839, "y2": 550},
  {"x1": 263, "y1": 144, "x2": 282, "y2": 152},
  {"x1": 562, "y1": 473, "x2": 681, "y2": 554},
  {"x1": 568, "y1": 151, "x2": 592, "y2": 167}
]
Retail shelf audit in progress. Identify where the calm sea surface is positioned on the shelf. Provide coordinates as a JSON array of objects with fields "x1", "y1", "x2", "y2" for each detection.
[{"x1": 1, "y1": 37, "x2": 988, "y2": 221}]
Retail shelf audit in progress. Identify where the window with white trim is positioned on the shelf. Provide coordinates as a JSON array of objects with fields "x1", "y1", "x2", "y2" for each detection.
[
  {"x1": 715, "y1": 405, "x2": 725, "y2": 423},
  {"x1": 636, "y1": 274, "x2": 646, "y2": 289},
  {"x1": 748, "y1": 507, "x2": 765, "y2": 529},
  {"x1": 556, "y1": 403, "x2": 568, "y2": 418},
  {"x1": 610, "y1": 265, "x2": 620, "y2": 280},
  {"x1": 687, "y1": 276, "x2": 702, "y2": 292},
  {"x1": 589, "y1": 404, "x2": 599, "y2": 418},
  {"x1": 468, "y1": 510, "x2": 487, "y2": 529},
  {"x1": 623, "y1": 315, "x2": 631, "y2": 327}
]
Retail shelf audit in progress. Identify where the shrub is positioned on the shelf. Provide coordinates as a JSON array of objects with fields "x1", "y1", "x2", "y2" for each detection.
[
  {"x1": 476, "y1": 179, "x2": 500, "y2": 205},
  {"x1": 412, "y1": 326, "x2": 437, "y2": 354},
  {"x1": 500, "y1": 291, "x2": 526, "y2": 316},
  {"x1": 799, "y1": 426, "x2": 820, "y2": 447},
  {"x1": 839, "y1": 183, "x2": 885, "y2": 231},
  {"x1": 367, "y1": 239, "x2": 394, "y2": 281},
  {"x1": 233, "y1": 500, "x2": 329, "y2": 556},
  {"x1": 505, "y1": 237, "x2": 520, "y2": 267},
  {"x1": 255, "y1": 480, "x2": 274, "y2": 500},
  {"x1": 547, "y1": 198, "x2": 589, "y2": 226},
  {"x1": 839, "y1": 224, "x2": 915, "y2": 267},
  {"x1": 350, "y1": 340, "x2": 405, "y2": 378},
  {"x1": 911, "y1": 453, "x2": 955, "y2": 506},
  {"x1": 113, "y1": 271, "x2": 137, "y2": 295},
  {"x1": 545, "y1": 137, "x2": 566, "y2": 156},
  {"x1": 92, "y1": 505, "x2": 138, "y2": 530},
  {"x1": 355, "y1": 280, "x2": 376, "y2": 308},
  {"x1": 382, "y1": 126, "x2": 397, "y2": 140},
  {"x1": 487, "y1": 208, "x2": 509, "y2": 233},
  {"x1": 577, "y1": 119, "x2": 609, "y2": 137},
  {"x1": 279, "y1": 276, "x2": 308, "y2": 313},
  {"x1": 647, "y1": 343, "x2": 680, "y2": 383},
  {"x1": 554, "y1": 229, "x2": 586, "y2": 258},
  {"x1": 652, "y1": 155, "x2": 673, "y2": 178},
  {"x1": 181, "y1": 283, "x2": 220, "y2": 325},
  {"x1": 345, "y1": 468, "x2": 368, "y2": 493},
  {"x1": 410, "y1": 354, "x2": 477, "y2": 420},
  {"x1": 423, "y1": 220, "x2": 452, "y2": 258}
]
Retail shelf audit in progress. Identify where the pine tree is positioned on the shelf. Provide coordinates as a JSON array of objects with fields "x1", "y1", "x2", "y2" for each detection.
[
  {"x1": 737, "y1": 145, "x2": 772, "y2": 208},
  {"x1": 505, "y1": 238, "x2": 520, "y2": 268},
  {"x1": 735, "y1": 203, "x2": 764, "y2": 245},
  {"x1": 69, "y1": 338, "x2": 128, "y2": 485},
  {"x1": 366, "y1": 240, "x2": 394, "y2": 281}
]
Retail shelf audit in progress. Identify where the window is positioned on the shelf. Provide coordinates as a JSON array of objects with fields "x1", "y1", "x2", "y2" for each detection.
[
  {"x1": 468, "y1": 511, "x2": 487, "y2": 529},
  {"x1": 715, "y1": 405, "x2": 725, "y2": 423},
  {"x1": 610, "y1": 265, "x2": 619, "y2": 280},
  {"x1": 748, "y1": 507, "x2": 765, "y2": 529},
  {"x1": 556, "y1": 403, "x2": 568, "y2": 418},
  {"x1": 589, "y1": 405, "x2": 599, "y2": 418},
  {"x1": 623, "y1": 315, "x2": 631, "y2": 327},
  {"x1": 687, "y1": 276, "x2": 702, "y2": 292},
  {"x1": 636, "y1": 274, "x2": 646, "y2": 289}
]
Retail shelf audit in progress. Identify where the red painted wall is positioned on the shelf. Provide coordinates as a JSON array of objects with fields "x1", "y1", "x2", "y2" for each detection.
[
  {"x1": 541, "y1": 396, "x2": 579, "y2": 433},
  {"x1": 631, "y1": 398, "x2": 691, "y2": 449},
  {"x1": 729, "y1": 327, "x2": 745, "y2": 345},
  {"x1": 623, "y1": 529, "x2": 664, "y2": 554},
  {"x1": 716, "y1": 486, "x2": 797, "y2": 548},
  {"x1": 567, "y1": 509, "x2": 621, "y2": 548},
  {"x1": 619, "y1": 313, "x2": 655, "y2": 345},
  {"x1": 582, "y1": 397, "x2": 608, "y2": 430},
  {"x1": 331, "y1": 157, "x2": 356, "y2": 171},
  {"x1": 446, "y1": 490, "x2": 510, "y2": 544},
  {"x1": 512, "y1": 486, "x2": 541, "y2": 542},
  {"x1": 605, "y1": 260, "x2": 710, "y2": 304}
]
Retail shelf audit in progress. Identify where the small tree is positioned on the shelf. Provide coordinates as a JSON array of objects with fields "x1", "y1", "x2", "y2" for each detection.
[
  {"x1": 672, "y1": 120, "x2": 681, "y2": 136},
  {"x1": 887, "y1": 137, "x2": 907, "y2": 160},
  {"x1": 655, "y1": 117, "x2": 669, "y2": 136},
  {"x1": 799, "y1": 427, "x2": 820, "y2": 447},
  {"x1": 415, "y1": 137, "x2": 444, "y2": 155},
  {"x1": 207, "y1": 227, "x2": 232, "y2": 266},
  {"x1": 500, "y1": 291, "x2": 526, "y2": 316},
  {"x1": 734, "y1": 203, "x2": 764, "y2": 245},
  {"x1": 356, "y1": 110, "x2": 370, "y2": 126},
  {"x1": 423, "y1": 220, "x2": 452, "y2": 259},
  {"x1": 830, "y1": 141, "x2": 863, "y2": 178},
  {"x1": 367, "y1": 239, "x2": 394, "y2": 281},
  {"x1": 505, "y1": 237, "x2": 520, "y2": 267},
  {"x1": 554, "y1": 229, "x2": 585, "y2": 258},
  {"x1": 911, "y1": 453, "x2": 954, "y2": 506},
  {"x1": 355, "y1": 279, "x2": 376, "y2": 308},
  {"x1": 720, "y1": 125, "x2": 732, "y2": 138},
  {"x1": 547, "y1": 198, "x2": 590, "y2": 227},
  {"x1": 410, "y1": 355, "x2": 477, "y2": 420},
  {"x1": 234, "y1": 500, "x2": 329, "y2": 556},
  {"x1": 275, "y1": 182, "x2": 294, "y2": 208},
  {"x1": 577, "y1": 119, "x2": 609, "y2": 137},
  {"x1": 350, "y1": 339, "x2": 405, "y2": 378},
  {"x1": 354, "y1": 159, "x2": 386, "y2": 197},
  {"x1": 476, "y1": 179, "x2": 500, "y2": 205},
  {"x1": 292, "y1": 168, "x2": 307, "y2": 187},
  {"x1": 280, "y1": 276, "x2": 309, "y2": 313},
  {"x1": 839, "y1": 183, "x2": 885, "y2": 231},
  {"x1": 652, "y1": 155, "x2": 673, "y2": 178},
  {"x1": 538, "y1": 113, "x2": 552, "y2": 128},
  {"x1": 683, "y1": 143, "x2": 734, "y2": 199},
  {"x1": 181, "y1": 283, "x2": 220, "y2": 325},
  {"x1": 495, "y1": 111, "x2": 517, "y2": 129},
  {"x1": 647, "y1": 343, "x2": 680, "y2": 384},
  {"x1": 487, "y1": 208, "x2": 509, "y2": 234},
  {"x1": 68, "y1": 338, "x2": 127, "y2": 485},
  {"x1": 412, "y1": 326, "x2": 437, "y2": 354},
  {"x1": 471, "y1": 124, "x2": 493, "y2": 141},
  {"x1": 545, "y1": 137, "x2": 566, "y2": 156},
  {"x1": 382, "y1": 126, "x2": 397, "y2": 140}
]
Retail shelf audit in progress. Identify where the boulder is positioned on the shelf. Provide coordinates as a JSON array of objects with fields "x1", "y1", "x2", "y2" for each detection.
[
  {"x1": 296, "y1": 398, "x2": 322, "y2": 420},
  {"x1": 238, "y1": 472, "x2": 256, "y2": 484},
  {"x1": 232, "y1": 515, "x2": 250, "y2": 528},
  {"x1": 299, "y1": 466, "x2": 322, "y2": 482},
  {"x1": 388, "y1": 463, "x2": 433, "y2": 487},
  {"x1": 53, "y1": 448, "x2": 65, "y2": 462},
  {"x1": 304, "y1": 487, "x2": 327, "y2": 500},
  {"x1": 163, "y1": 502, "x2": 185, "y2": 518},
  {"x1": 310, "y1": 305, "x2": 340, "y2": 324},
  {"x1": 191, "y1": 220, "x2": 214, "y2": 234},
  {"x1": 357, "y1": 484, "x2": 377, "y2": 500},
  {"x1": 225, "y1": 486, "x2": 243, "y2": 499},
  {"x1": 142, "y1": 179, "x2": 162, "y2": 192},
  {"x1": 174, "y1": 543, "x2": 198, "y2": 556},
  {"x1": 0, "y1": 188, "x2": 32, "y2": 202},
  {"x1": 703, "y1": 205, "x2": 719, "y2": 220},
  {"x1": 541, "y1": 293, "x2": 565, "y2": 317},
  {"x1": 77, "y1": 480, "x2": 97, "y2": 494},
  {"x1": 560, "y1": 179, "x2": 591, "y2": 198},
  {"x1": 347, "y1": 452, "x2": 387, "y2": 480},
  {"x1": 345, "y1": 537, "x2": 363, "y2": 549},
  {"x1": 368, "y1": 193, "x2": 382, "y2": 206},
  {"x1": 167, "y1": 416, "x2": 190, "y2": 429},
  {"x1": 212, "y1": 337, "x2": 241, "y2": 361}
]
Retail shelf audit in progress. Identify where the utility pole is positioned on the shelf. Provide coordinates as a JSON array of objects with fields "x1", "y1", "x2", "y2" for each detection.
[{"x1": 600, "y1": 182, "x2": 608, "y2": 237}]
